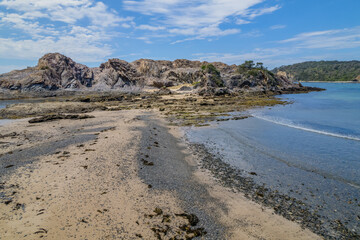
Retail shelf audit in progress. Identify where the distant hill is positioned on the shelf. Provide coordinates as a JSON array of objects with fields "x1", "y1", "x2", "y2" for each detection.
[{"x1": 273, "y1": 61, "x2": 360, "y2": 82}]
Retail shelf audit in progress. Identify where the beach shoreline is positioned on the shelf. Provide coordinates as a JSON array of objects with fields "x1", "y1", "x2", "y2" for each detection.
[{"x1": 0, "y1": 108, "x2": 320, "y2": 239}]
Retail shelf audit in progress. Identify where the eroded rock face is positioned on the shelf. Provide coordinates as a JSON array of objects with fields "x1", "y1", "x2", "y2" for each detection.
[
  {"x1": 0, "y1": 53, "x2": 93, "y2": 91},
  {"x1": 92, "y1": 59, "x2": 144, "y2": 90},
  {"x1": 0, "y1": 52, "x2": 308, "y2": 94},
  {"x1": 132, "y1": 59, "x2": 205, "y2": 86},
  {"x1": 0, "y1": 53, "x2": 144, "y2": 91},
  {"x1": 37, "y1": 53, "x2": 94, "y2": 89}
]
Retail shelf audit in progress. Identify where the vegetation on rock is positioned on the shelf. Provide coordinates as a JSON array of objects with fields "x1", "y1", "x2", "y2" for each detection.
[
  {"x1": 201, "y1": 64, "x2": 224, "y2": 87},
  {"x1": 238, "y1": 61, "x2": 275, "y2": 78}
]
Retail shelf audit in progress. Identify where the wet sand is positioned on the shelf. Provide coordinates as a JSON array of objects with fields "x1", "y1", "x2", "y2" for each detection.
[{"x1": 0, "y1": 109, "x2": 320, "y2": 239}]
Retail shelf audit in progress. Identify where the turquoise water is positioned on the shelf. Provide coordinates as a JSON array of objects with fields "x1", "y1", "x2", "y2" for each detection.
[
  {"x1": 186, "y1": 82, "x2": 360, "y2": 234},
  {"x1": 254, "y1": 82, "x2": 360, "y2": 141}
]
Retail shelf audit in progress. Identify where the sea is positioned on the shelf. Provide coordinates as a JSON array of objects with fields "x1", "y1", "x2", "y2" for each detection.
[
  {"x1": 0, "y1": 99, "x2": 45, "y2": 125},
  {"x1": 186, "y1": 82, "x2": 360, "y2": 235},
  {"x1": 0, "y1": 100, "x2": 24, "y2": 125}
]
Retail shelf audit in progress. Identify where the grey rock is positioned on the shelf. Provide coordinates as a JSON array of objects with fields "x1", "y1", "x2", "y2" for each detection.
[{"x1": 0, "y1": 52, "x2": 322, "y2": 94}]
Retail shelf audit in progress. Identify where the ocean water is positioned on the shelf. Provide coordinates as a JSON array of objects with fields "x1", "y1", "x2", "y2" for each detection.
[
  {"x1": 186, "y1": 82, "x2": 360, "y2": 234},
  {"x1": 0, "y1": 99, "x2": 40, "y2": 125},
  {"x1": 0, "y1": 100, "x2": 21, "y2": 109},
  {"x1": 0, "y1": 100, "x2": 21, "y2": 125}
]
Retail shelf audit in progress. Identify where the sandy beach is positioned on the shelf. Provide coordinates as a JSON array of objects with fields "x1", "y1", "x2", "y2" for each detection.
[{"x1": 0, "y1": 108, "x2": 321, "y2": 239}]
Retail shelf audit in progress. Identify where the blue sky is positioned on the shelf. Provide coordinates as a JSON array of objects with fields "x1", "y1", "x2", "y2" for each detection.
[{"x1": 0, "y1": 0, "x2": 359, "y2": 73}]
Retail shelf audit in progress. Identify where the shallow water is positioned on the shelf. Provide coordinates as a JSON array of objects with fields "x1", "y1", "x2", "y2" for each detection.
[
  {"x1": 0, "y1": 100, "x2": 22, "y2": 126},
  {"x1": 186, "y1": 82, "x2": 360, "y2": 234},
  {"x1": 0, "y1": 100, "x2": 23, "y2": 109},
  {"x1": 0, "y1": 99, "x2": 43, "y2": 126}
]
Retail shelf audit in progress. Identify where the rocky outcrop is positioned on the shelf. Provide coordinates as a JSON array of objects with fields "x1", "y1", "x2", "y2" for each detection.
[
  {"x1": 92, "y1": 59, "x2": 144, "y2": 90},
  {"x1": 0, "y1": 53, "x2": 319, "y2": 94},
  {"x1": 28, "y1": 114, "x2": 95, "y2": 123},
  {"x1": 37, "y1": 53, "x2": 94, "y2": 89},
  {"x1": 132, "y1": 59, "x2": 205, "y2": 87},
  {"x1": 0, "y1": 53, "x2": 94, "y2": 91},
  {"x1": 275, "y1": 71, "x2": 294, "y2": 82},
  {"x1": 0, "y1": 53, "x2": 144, "y2": 91}
]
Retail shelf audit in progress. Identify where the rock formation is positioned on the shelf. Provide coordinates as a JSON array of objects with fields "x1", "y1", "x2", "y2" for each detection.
[{"x1": 0, "y1": 53, "x2": 314, "y2": 94}]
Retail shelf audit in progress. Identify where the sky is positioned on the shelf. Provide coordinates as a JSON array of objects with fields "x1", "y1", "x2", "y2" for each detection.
[{"x1": 0, "y1": 0, "x2": 359, "y2": 73}]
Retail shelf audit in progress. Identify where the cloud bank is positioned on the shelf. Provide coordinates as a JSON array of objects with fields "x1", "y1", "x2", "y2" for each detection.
[
  {"x1": 0, "y1": 0, "x2": 131, "y2": 62},
  {"x1": 124, "y1": 0, "x2": 280, "y2": 41}
]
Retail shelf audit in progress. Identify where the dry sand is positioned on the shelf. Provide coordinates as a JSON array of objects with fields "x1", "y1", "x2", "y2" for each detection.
[{"x1": 0, "y1": 109, "x2": 321, "y2": 239}]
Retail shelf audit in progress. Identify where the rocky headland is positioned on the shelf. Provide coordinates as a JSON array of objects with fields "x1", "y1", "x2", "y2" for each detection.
[{"x1": 0, "y1": 53, "x2": 322, "y2": 96}]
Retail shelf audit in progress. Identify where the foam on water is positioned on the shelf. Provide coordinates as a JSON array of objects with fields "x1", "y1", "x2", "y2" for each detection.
[{"x1": 252, "y1": 113, "x2": 360, "y2": 141}]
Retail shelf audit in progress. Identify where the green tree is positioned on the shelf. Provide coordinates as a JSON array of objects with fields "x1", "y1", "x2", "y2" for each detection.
[
  {"x1": 255, "y1": 62, "x2": 264, "y2": 69},
  {"x1": 273, "y1": 60, "x2": 360, "y2": 82},
  {"x1": 238, "y1": 60, "x2": 255, "y2": 73}
]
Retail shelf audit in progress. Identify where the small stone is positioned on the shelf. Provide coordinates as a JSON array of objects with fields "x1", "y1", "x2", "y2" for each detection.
[
  {"x1": 154, "y1": 207, "x2": 163, "y2": 215},
  {"x1": 141, "y1": 159, "x2": 154, "y2": 166}
]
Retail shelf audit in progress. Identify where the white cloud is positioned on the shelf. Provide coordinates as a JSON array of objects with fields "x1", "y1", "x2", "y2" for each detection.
[
  {"x1": 137, "y1": 25, "x2": 165, "y2": 31},
  {"x1": 192, "y1": 51, "x2": 310, "y2": 69},
  {"x1": 121, "y1": 23, "x2": 132, "y2": 28},
  {"x1": 124, "y1": 0, "x2": 281, "y2": 41},
  {"x1": 244, "y1": 5, "x2": 281, "y2": 19},
  {"x1": 236, "y1": 19, "x2": 251, "y2": 25},
  {"x1": 0, "y1": 37, "x2": 112, "y2": 62},
  {"x1": 170, "y1": 24, "x2": 239, "y2": 37},
  {"x1": 136, "y1": 36, "x2": 152, "y2": 44},
  {"x1": 0, "y1": 0, "x2": 133, "y2": 62},
  {"x1": 0, "y1": 0, "x2": 130, "y2": 27},
  {"x1": 1, "y1": 13, "x2": 59, "y2": 38},
  {"x1": 241, "y1": 30, "x2": 263, "y2": 38},
  {"x1": 0, "y1": 65, "x2": 28, "y2": 74},
  {"x1": 170, "y1": 26, "x2": 240, "y2": 44},
  {"x1": 193, "y1": 27, "x2": 360, "y2": 68},
  {"x1": 193, "y1": 47, "x2": 297, "y2": 66},
  {"x1": 0, "y1": 0, "x2": 89, "y2": 10},
  {"x1": 270, "y1": 24, "x2": 286, "y2": 30},
  {"x1": 280, "y1": 26, "x2": 360, "y2": 49}
]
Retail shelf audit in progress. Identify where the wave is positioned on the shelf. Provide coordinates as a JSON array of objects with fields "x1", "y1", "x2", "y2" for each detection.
[{"x1": 252, "y1": 114, "x2": 360, "y2": 141}]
